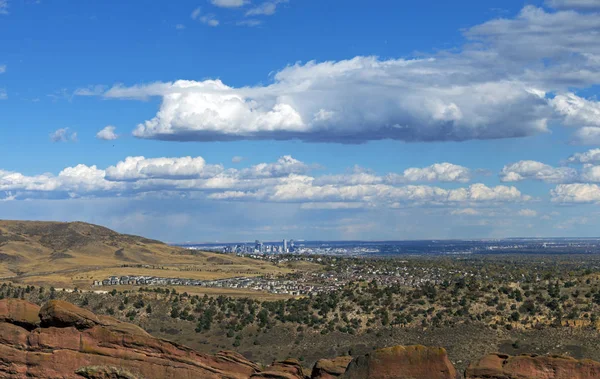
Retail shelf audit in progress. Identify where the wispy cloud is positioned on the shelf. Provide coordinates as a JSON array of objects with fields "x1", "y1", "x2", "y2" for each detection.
[
  {"x1": 0, "y1": 0, "x2": 8, "y2": 15},
  {"x1": 211, "y1": 0, "x2": 248, "y2": 8},
  {"x1": 50, "y1": 128, "x2": 78, "y2": 143},
  {"x1": 191, "y1": 7, "x2": 219, "y2": 26},
  {"x1": 236, "y1": 19, "x2": 262, "y2": 27},
  {"x1": 73, "y1": 85, "x2": 106, "y2": 96},
  {"x1": 245, "y1": 0, "x2": 288, "y2": 16}
]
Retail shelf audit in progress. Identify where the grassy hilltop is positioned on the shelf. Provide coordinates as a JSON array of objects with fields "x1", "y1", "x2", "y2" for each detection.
[{"x1": 0, "y1": 220, "x2": 292, "y2": 290}]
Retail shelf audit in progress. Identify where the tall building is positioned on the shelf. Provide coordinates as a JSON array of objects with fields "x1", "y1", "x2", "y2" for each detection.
[{"x1": 283, "y1": 239, "x2": 288, "y2": 253}]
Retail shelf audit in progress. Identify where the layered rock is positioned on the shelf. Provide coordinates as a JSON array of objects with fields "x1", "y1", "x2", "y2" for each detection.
[
  {"x1": 341, "y1": 345, "x2": 458, "y2": 379},
  {"x1": 3, "y1": 299, "x2": 600, "y2": 379},
  {"x1": 311, "y1": 356, "x2": 352, "y2": 379},
  {"x1": 466, "y1": 353, "x2": 600, "y2": 379},
  {"x1": 251, "y1": 358, "x2": 306, "y2": 379},
  {"x1": 0, "y1": 299, "x2": 259, "y2": 379}
]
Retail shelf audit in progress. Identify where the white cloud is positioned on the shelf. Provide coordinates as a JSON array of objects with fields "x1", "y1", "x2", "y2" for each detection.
[
  {"x1": 315, "y1": 163, "x2": 471, "y2": 187},
  {"x1": 572, "y1": 127, "x2": 600, "y2": 145},
  {"x1": 105, "y1": 63, "x2": 550, "y2": 143},
  {"x1": 0, "y1": 88, "x2": 6, "y2": 100},
  {"x1": 245, "y1": 0, "x2": 287, "y2": 16},
  {"x1": 551, "y1": 93, "x2": 600, "y2": 128},
  {"x1": 518, "y1": 209, "x2": 538, "y2": 217},
  {"x1": 210, "y1": 181, "x2": 530, "y2": 206},
  {"x1": 236, "y1": 19, "x2": 262, "y2": 27},
  {"x1": 0, "y1": 156, "x2": 531, "y2": 207},
  {"x1": 76, "y1": 6, "x2": 600, "y2": 143},
  {"x1": 0, "y1": 0, "x2": 7, "y2": 15},
  {"x1": 567, "y1": 148, "x2": 600, "y2": 164},
  {"x1": 191, "y1": 7, "x2": 201, "y2": 19},
  {"x1": 500, "y1": 160, "x2": 578, "y2": 183},
  {"x1": 451, "y1": 208, "x2": 481, "y2": 216},
  {"x1": 96, "y1": 126, "x2": 119, "y2": 141},
  {"x1": 105, "y1": 156, "x2": 223, "y2": 181},
  {"x1": 546, "y1": 0, "x2": 600, "y2": 10},
  {"x1": 238, "y1": 155, "x2": 310, "y2": 178},
  {"x1": 0, "y1": 65, "x2": 6, "y2": 73},
  {"x1": 211, "y1": 0, "x2": 248, "y2": 8},
  {"x1": 191, "y1": 7, "x2": 219, "y2": 26},
  {"x1": 551, "y1": 183, "x2": 600, "y2": 203},
  {"x1": 175, "y1": 24, "x2": 186, "y2": 30},
  {"x1": 394, "y1": 162, "x2": 471, "y2": 183},
  {"x1": 73, "y1": 85, "x2": 106, "y2": 96},
  {"x1": 0, "y1": 165, "x2": 120, "y2": 196},
  {"x1": 315, "y1": 168, "x2": 383, "y2": 186},
  {"x1": 50, "y1": 128, "x2": 77, "y2": 143},
  {"x1": 580, "y1": 164, "x2": 600, "y2": 182},
  {"x1": 231, "y1": 156, "x2": 244, "y2": 163},
  {"x1": 201, "y1": 15, "x2": 219, "y2": 27}
]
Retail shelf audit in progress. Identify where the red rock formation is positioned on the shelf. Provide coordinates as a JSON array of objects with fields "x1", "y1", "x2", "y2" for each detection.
[
  {"x1": 0, "y1": 299, "x2": 260, "y2": 379},
  {"x1": 311, "y1": 356, "x2": 352, "y2": 379},
  {"x1": 251, "y1": 358, "x2": 306, "y2": 378},
  {"x1": 4, "y1": 299, "x2": 600, "y2": 379},
  {"x1": 341, "y1": 345, "x2": 458, "y2": 379},
  {"x1": 0, "y1": 298, "x2": 40, "y2": 329},
  {"x1": 465, "y1": 353, "x2": 600, "y2": 379}
]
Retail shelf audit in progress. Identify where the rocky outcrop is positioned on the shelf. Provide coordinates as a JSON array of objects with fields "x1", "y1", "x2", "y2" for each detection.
[
  {"x1": 0, "y1": 299, "x2": 260, "y2": 379},
  {"x1": 251, "y1": 358, "x2": 306, "y2": 379},
  {"x1": 4, "y1": 299, "x2": 600, "y2": 379},
  {"x1": 39, "y1": 300, "x2": 101, "y2": 329},
  {"x1": 465, "y1": 353, "x2": 600, "y2": 379},
  {"x1": 0, "y1": 298, "x2": 40, "y2": 329},
  {"x1": 311, "y1": 356, "x2": 352, "y2": 379},
  {"x1": 341, "y1": 345, "x2": 458, "y2": 379}
]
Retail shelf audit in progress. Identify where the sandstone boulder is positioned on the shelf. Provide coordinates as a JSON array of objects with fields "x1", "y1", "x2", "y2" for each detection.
[
  {"x1": 465, "y1": 353, "x2": 600, "y2": 379},
  {"x1": 0, "y1": 299, "x2": 260, "y2": 379},
  {"x1": 39, "y1": 299, "x2": 101, "y2": 329},
  {"x1": 341, "y1": 345, "x2": 457, "y2": 379},
  {"x1": 0, "y1": 298, "x2": 40, "y2": 329},
  {"x1": 311, "y1": 356, "x2": 353, "y2": 379}
]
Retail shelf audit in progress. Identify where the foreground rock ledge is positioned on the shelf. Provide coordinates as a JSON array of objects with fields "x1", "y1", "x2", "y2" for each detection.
[
  {"x1": 2, "y1": 299, "x2": 600, "y2": 378},
  {"x1": 342, "y1": 345, "x2": 457, "y2": 379},
  {"x1": 0, "y1": 299, "x2": 259, "y2": 379},
  {"x1": 466, "y1": 353, "x2": 600, "y2": 379}
]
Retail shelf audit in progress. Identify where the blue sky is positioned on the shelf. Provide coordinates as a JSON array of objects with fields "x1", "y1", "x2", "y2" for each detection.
[{"x1": 2, "y1": 0, "x2": 600, "y2": 242}]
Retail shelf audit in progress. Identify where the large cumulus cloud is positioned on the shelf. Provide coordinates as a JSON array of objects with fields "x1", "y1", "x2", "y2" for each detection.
[{"x1": 76, "y1": 6, "x2": 600, "y2": 144}]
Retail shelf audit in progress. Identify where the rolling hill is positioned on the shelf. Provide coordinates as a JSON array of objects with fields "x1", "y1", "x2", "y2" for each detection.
[{"x1": 0, "y1": 220, "x2": 291, "y2": 289}]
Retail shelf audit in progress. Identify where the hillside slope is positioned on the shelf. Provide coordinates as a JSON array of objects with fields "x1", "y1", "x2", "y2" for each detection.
[{"x1": 0, "y1": 220, "x2": 290, "y2": 289}]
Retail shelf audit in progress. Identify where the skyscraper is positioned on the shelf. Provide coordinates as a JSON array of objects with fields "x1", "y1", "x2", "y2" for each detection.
[{"x1": 283, "y1": 239, "x2": 288, "y2": 253}]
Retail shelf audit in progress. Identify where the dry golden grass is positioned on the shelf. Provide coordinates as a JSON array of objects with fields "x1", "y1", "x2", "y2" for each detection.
[{"x1": 0, "y1": 220, "x2": 292, "y2": 291}]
